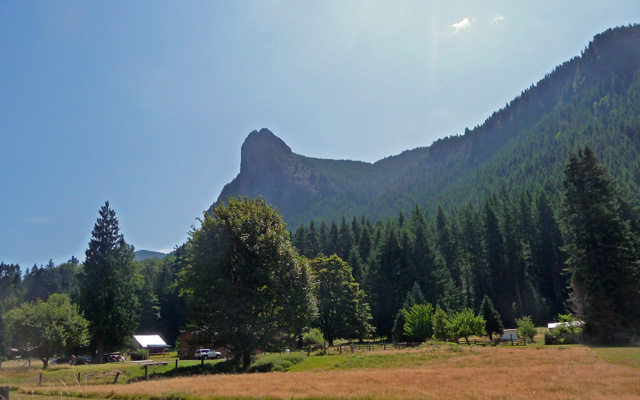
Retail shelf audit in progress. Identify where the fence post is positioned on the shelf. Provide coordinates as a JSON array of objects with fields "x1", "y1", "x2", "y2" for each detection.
[
  {"x1": 113, "y1": 372, "x2": 120, "y2": 384},
  {"x1": 175, "y1": 359, "x2": 178, "y2": 369},
  {"x1": 0, "y1": 386, "x2": 9, "y2": 400},
  {"x1": 77, "y1": 373, "x2": 81, "y2": 384},
  {"x1": 144, "y1": 365, "x2": 149, "y2": 380},
  {"x1": 39, "y1": 372, "x2": 43, "y2": 386}
]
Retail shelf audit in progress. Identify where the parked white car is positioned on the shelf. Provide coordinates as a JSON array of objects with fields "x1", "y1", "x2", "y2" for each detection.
[{"x1": 195, "y1": 348, "x2": 221, "y2": 360}]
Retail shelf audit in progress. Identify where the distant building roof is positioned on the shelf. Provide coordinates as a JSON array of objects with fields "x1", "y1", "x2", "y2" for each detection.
[
  {"x1": 547, "y1": 320, "x2": 584, "y2": 329},
  {"x1": 134, "y1": 334, "x2": 170, "y2": 348}
]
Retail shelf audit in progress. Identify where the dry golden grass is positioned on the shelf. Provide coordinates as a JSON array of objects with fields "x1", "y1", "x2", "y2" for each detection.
[{"x1": 31, "y1": 346, "x2": 640, "y2": 400}]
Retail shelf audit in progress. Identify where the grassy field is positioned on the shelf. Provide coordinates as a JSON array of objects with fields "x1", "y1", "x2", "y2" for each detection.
[
  {"x1": 12, "y1": 344, "x2": 640, "y2": 400},
  {"x1": 592, "y1": 346, "x2": 640, "y2": 369}
]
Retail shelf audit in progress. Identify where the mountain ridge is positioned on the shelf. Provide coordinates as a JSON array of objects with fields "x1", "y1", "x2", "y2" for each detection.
[{"x1": 215, "y1": 24, "x2": 640, "y2": 227}]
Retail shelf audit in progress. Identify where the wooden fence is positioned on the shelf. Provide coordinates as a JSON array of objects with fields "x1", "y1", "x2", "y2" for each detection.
[{"x1": 305, "y1": 338, "x2": 527, "y2": 355}]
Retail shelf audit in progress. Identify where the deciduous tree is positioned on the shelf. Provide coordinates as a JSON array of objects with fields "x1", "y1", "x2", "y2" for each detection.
[
  {"x1": 183, "y1": 197, "x2": 316, "y2": 370},
  {"x1": 310, "y1": 254, "x2": 372, "y2": 346},
  {"x1": 402, "y1": 303, "x2": 434, "y2": 342},
  {"x1": 449, "y1": 308, "x2": 486, "y2": 345},
  {"x1": 3, "y1": 294, "x2": 89, "y2": 368}
]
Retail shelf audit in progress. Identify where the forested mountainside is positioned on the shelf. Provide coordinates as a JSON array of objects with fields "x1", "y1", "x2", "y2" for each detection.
[{"x1": 215, "y1": 25, "x2": 640, "y2": 228}]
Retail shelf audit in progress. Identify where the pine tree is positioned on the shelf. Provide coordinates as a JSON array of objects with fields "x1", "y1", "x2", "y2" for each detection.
[
  {"x1": 479, "y1": 295, "x2": 504, "y2": 340},
  {"x1": 561, "y1": 147, "x2": 640, "y2": 339},
  {"x1": 80, "y1": 201, "x2": 139, "y2": 364},
  {"x1": 533, "y1": 191, "x2": 567, "y2": 317},
  {"x1": 483, "y1": 200, "x2": 510, "y2": 322}
]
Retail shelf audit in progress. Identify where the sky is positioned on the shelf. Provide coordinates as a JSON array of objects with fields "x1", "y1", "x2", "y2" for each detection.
[{"x1": 1, "y1": 1, "x2": 638, "y2": 270}]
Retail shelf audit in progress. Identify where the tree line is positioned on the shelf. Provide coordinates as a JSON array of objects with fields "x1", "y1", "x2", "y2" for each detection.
[{"x1": 1, "y1": 147, "x2": 639, "y2": 369}]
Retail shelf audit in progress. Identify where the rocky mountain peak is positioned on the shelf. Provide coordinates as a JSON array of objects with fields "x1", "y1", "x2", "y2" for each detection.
[{"x1": 240, "y1": 128, "x2": 292, "y2": 175}]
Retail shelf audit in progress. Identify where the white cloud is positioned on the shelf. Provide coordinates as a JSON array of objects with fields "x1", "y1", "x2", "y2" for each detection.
[
  {"x1": 452, "y1": 17, "x2": 471, "y2": 33},
  {"x1": 491, "y1": 14, "x2": 505, "y2": 25}
]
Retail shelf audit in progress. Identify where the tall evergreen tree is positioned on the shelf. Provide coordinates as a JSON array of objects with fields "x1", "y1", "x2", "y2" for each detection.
[
  {"x1": 407, "y1": 206, "x2": 437, "y2": 303},
  {"x1": 561, "y1": 147, "x2": 640, "y2": 338},
  {"x1": 307, "y1": 220, "x2": 319, "y2": 258},
  {"x1": 479, "y1": 295, "x2": 504, "y2": 340},
  {"x1": 337, "y1": 217, "x2": 354, "y2": 260},
  {"x1": 483, "y1": 200, "x2": 510, "y2": 322},
  {"x1": 533, "y1": 191, "x2": 567, "y2": 317},
  {"x1": 80, "y1": 201, "x2": 139, "y2": 363},
  {"x1": 459, "y1": 205, "x2": 487, "y2": 309},
  {"x1": 435, "y1": 206, "x2": 461, "y2": 286}
]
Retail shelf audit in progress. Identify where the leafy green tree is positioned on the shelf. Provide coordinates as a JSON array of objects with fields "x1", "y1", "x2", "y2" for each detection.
[
  {"x1": 561, "y1": 147, "x2": 640, "y2": 338},
  {"x1": 515, "y1": 315, "x2": 537, "y2": 343},
  {"x1": 479, "y1": 295, "x2": 503, "y2": 340},
  {"x1": 302, "y1": 328, "x2": 325, "y2": 347},
  {"x1": 310, "y1": 254, "x2": 373, "y2": 346},
  {"x1": 3, "y1": 294, "x2": 89, "y2": 368},
  {"x1": 402, "y1": 303, "x2": 434, "y2": 342},
  {"x1": 391, "y1": 282, "x2": 426, "y2": 342},
  {"x1": 449, "y1": 308, "x2": 486, "y2": 345},
  {"x1": 552, "y1": 313, "x2": 583, "y2": 334},
  {"x1": 433, "y1": 305, "x2": 450, "y2": 341},
  {"x1": 183, "y1": 197, "x2": 316, "y2": 370},
  {"x1": 80, "y1": 201, "x2": 139, "y2": 364}
]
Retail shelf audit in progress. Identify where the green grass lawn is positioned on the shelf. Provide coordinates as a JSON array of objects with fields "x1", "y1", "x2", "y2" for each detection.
[
  {"x1": 0, "y1": 357, "x2": 225, "y2": 387},
  {"x1": 591, "y1": 346, "x2": 640, "y2": 369},
  {"x1": 288, "y1": 344, "x2": 471, "y2": 372}
]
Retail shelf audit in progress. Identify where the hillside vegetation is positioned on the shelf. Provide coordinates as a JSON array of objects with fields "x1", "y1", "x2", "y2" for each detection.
[{"x1": 216, "y1": 25, "x2": 640, "y2": 228}]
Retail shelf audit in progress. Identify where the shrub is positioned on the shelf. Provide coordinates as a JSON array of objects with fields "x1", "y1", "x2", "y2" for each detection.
[
  {"x1": 302, "y1": 328, "x2": 325, "y2": 347},
  {"x1": 402, "y1": 303, "x2": 434, "y2": 341},
  {"x1": 129, "y1": 349, "x2": 149, "y2": 361},
  {"x1": 516, "y1": 316, "x2": 537, "y2": 343},
  {"x1": 552, "y1": 313, "x2": 583, "y2": 334},
  {"x1": 248, "y1": 353, "x2": 306, "y2": 372},
  {"x1": 433, "y1": 305, "x2": 450, "y2": 341}
]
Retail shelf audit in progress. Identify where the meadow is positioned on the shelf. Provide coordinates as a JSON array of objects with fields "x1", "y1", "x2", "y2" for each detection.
[{"x1": 4, "y1": 344, "x2": 639, "y2": 400}]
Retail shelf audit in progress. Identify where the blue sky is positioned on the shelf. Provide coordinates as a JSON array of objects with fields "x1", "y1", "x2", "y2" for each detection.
[{"x1": 1, "y1": 1, "x2": 638, "y2": 269}]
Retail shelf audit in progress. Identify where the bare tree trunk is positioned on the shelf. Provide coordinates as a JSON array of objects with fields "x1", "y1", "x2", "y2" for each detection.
[
  {"x1": 96, "y1": 330, "x2": 105, "y2": 364},
  {"x1": 242, "y1": 350, "x2": 251, "y2": 371}
]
